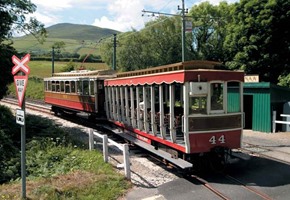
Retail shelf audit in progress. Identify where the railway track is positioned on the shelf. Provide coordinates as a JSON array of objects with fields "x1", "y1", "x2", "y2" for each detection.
[
  {"x1": 1, "y1": 97, "x2": 51, "y2": 114},
  {"x1": 240, "y1": 142, "x2": 290, "y2": 165},
  {"x1": 0, "y1": 97, "x2": 285, "y2": 199},
  {"x1": 186, "y1": 172, "x2": 273, "y2": 200}
]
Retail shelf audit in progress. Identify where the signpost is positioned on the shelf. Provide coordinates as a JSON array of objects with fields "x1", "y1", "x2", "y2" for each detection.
[
  {"x1": 11, "y1": 54, "x2": 30, "y2": 199},
  {"x1": 14, "y1": 76, "x2": 28, "y2": 107}
]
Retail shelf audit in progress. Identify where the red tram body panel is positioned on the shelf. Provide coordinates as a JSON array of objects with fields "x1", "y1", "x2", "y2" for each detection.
[{"x1": 44, "y1": 92, "x2": 96, "y2": 112}]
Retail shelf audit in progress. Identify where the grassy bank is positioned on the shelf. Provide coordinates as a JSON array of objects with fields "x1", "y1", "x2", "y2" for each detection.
[{"x1": 0, "y1": 105, "x2": 131, "y2": 199}]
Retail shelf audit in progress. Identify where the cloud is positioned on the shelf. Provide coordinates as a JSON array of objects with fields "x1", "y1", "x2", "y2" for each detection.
[
  {"x1": 30, "y1": 0, "x2": 239, "y2": 31},
  {"x1": 31, "y1": 0, "x2": 73, "y2": 11},
  {"x1": 92, "y1": 0, "x2": 146, "y2": 32},
  {"x1": 92, "y1": 0, "x2": 177, "y2": 32},
  {"x1": 91, "y1": 0, "x2": 238, "y2": 32}
]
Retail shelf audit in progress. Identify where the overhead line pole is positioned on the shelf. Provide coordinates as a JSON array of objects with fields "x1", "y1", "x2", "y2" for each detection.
[
  {"x1": 178, "y1": 0, "x2": 187, "y2": 62},
  {"x1": 113, "y1": 34, "x2": 117, "y2": 70},
  {"x1": 142, "y1": 0, "x2": 188, "y2": 62}
]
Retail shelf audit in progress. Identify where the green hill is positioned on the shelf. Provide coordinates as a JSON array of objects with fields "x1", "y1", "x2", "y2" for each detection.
[
  {"x1": 12, "y1": 23, "x2": 120, "y2": 56},
  {"x1": 46, "y1": 23, "x2": 119, "y2": 40}
]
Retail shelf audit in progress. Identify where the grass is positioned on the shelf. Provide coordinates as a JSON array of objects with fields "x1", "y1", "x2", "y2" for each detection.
[
  {"x1": 0, "y1": 148, "x2": 130, "y2": 200},
  {"x1": 8, "y1": 60, "x2": 110, "y2": 99},
  {"x1": 0, "y1": 110, "x2": 131, "y2": 199},
  {"x1": 26, "y1": 61, "x2": 110, "y2": 78}
]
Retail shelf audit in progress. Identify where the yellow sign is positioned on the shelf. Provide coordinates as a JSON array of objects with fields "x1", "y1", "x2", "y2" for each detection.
[{"x1": 244, "y1": 75, "x2": 259, "y2": 82}]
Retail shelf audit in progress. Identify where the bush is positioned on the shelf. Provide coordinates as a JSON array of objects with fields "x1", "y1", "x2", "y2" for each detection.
[
  {"x1": 0, "y1": 106, "x2": 20, "y2": 183},
  {"x1": 60, "y1": 60, "x2": 77, "y2": 72}
]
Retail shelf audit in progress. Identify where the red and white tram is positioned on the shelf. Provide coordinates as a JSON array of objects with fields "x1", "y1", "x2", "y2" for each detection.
[
  {"x1": 104, "y1": 60, "x2": 244, "y2": 168},
  {"x1": 44, "y1": 70, "x2": 115, "y2": 115}
]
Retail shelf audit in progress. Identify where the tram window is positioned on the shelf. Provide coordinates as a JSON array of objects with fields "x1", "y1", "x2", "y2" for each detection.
[
  {"x1": 90, "y1": 81, "x2": 94, "y2": 95},
  {"x1": 211, "y1": 83, "x2": 223, "y2": 111},
  {"x1": 47, "y1": 81, "x2": 52, "y2": 91},
  {"x1": 77, "y1": 81, "x2": 82, "y2": 94},
  {"x1": 60, "y1": 81, "x2": 65, "y2": 92},
  {"x1": 83, "y1": 80, "x2": 89, "y2": 95},
  {"x1": 98, "y1": 81, "x2": 103, "y2": 89},
  {"x1": 189, "y1": 96, "x2": 207, "y2": 114},
  {"x1": 71, "y1": 81, "x2": 76, "y2": 93},
  {"x1": 52, "y1": 81, "x2": 56, "y2": 92},
  {"x1": 44, "y1": 81, "x2": 47, "y2": 91},
  {"x1": 65, "y1": 81, "x2": 70, "y2": 93},
  {"x1": 56, "y1": 81, "x2": 60, "y2": 92}
]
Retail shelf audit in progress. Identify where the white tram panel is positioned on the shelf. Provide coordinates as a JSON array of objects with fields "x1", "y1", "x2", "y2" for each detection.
[{"x1": 189, "y1": 82, "x2": 208, "y2": 96}]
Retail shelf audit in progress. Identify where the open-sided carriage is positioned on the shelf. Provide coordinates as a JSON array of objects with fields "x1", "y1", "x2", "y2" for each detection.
[{"x1": 104, "y1": 60, "x2": 244, "y2": 168}]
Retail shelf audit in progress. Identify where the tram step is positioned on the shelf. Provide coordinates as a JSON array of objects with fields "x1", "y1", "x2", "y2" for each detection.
[{"x1": 109, "y1": 127, "x2": 193, "y2": 169}]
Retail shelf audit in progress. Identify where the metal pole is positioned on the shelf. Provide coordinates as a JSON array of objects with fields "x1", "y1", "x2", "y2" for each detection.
[
  {"x1": 21, "y1": 96, "x2": 26, "y2": 199},
  {"x1": 113, "y1": 34, "x2": 117, "y2": 70},
  {"x1": 181, "y1": 0, "x2": 186, "y2": 62},
  {"x1": 52, "y1": 46, "x2": 55, "y2": 76}
]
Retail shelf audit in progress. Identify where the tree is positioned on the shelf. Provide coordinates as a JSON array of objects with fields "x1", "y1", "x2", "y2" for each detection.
[
  {"x1": 188, "y1": 2, "x2": 234, "y2": 61},
  {"x1": 224, "y1": 0, "x2": 290, "y2": 84},
  {"x1": 0, "y1": 0, "x2": 46, "y2": 43},
  {"x1": 101, "y1": 16, "x2": 184, "y2": 72},
  {"x1": 0, "y1": 0, "x2": 46, "y2": 99},
  {"x1": 52, "y1": 41, "x2": 66, "y2": 55},
  {"x1": 0, "y1": 44, "x2": 16, "y2": 99}
]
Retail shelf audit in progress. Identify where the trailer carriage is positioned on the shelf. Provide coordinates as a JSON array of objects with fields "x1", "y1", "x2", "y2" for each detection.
[
  {"x1": 44, "y1": 70, "x2": 115, "y2": 115},
  {"x1": 104, "y1": 60, "x2": 244, "y2": 167}
]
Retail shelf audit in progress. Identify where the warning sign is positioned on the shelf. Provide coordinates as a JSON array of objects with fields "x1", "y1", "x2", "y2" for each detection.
[
  {"x1": 12, "y1": 54, "x2": 30, "y2": 75},
  {"x1": 14, "y1": 76, "x2": 28, "y2": 107}
]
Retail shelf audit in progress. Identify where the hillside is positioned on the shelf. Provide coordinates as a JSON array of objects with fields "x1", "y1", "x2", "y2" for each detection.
[
  {"x1": 45, "y1": 23, "x2": 120, "y2": 40},
  {"x1": 12, "y1": 23, "x2": 120, "y2": 56}
]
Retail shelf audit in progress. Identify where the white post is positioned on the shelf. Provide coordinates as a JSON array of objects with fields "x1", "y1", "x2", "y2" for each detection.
[
  {"x1": 151, "y1": 85, "x2": 157, "y2": 135},
  {"x1": 112, "y1": 87, "x2": 117, "y2": 120},
  {"x1": 136, "y1": 87, "x2": 142, "y2": 130},
  {"x1": 169, "y1": 84, "x2": 176, "y2": 142},
  {"x1": 123, "y1": 144, "x2": 131, "y2": 180},
  {"x1": 116, "y1": 87, "x2": 121, "y2": 122},
  {"x1": 130, "y1": 87, "x2": 136, "y2": 127},
  {"x1": 120, "y1": 87, "x2": 125, "y2": 122},
  {"x1": 273, "y1": 110, "x2": 276, "y2": 133},
  {"x1": 107, "y1": 87, "x2": 112, "y2": 119},
  {"x1": 143, "y1": 86, "x2": 149, "y2": 133},
  {"x1": 125, "y1": 87, "x2": 130, "y2": 124},
  {"x1": 159, "y1": 85, "x2": 166, "y2": 139},
  {"x1": 183, "y1": 82, "x2": 189, "y2": 153},
  {"x1": 89, "y1": 129, "x2": 131, "y2": 180},
  {"x1": 89, "y1": 128, "x2": 94, "y2": 150},
  {"x1": 103, "y1": 135, "x2": 108, "y2": 162},
  {"x1": 105, "y1": 87, "x2": 109, "y2": 118}
]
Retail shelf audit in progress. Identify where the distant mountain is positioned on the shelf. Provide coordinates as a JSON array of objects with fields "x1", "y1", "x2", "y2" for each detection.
[
  {"x1": 13, "y1": 23, "x2": 121, "y2": 55},
  {"x1": 45, "y1": 23, "x2": 120, "y2": 41}
]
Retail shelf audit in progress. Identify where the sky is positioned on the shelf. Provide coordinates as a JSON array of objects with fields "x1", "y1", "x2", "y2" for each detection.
[{"x1": 30, "y1": 0, "x2": 238, "y2": 32}]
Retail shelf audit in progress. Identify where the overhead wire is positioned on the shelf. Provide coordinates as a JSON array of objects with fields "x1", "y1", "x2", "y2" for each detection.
[{"x1": 17, "y1": 1, "x2": 193, "y2": 60}]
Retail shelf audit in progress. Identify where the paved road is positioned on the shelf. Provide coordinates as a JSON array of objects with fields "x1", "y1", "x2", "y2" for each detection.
[{"x1": 125, "y1": 130, "x2": 290, "y2": 200}]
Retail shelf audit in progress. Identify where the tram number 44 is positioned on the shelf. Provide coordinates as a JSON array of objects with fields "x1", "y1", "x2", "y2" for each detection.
[{"x1": 209, "y1": 135, "x2": 225, "y2": 144}]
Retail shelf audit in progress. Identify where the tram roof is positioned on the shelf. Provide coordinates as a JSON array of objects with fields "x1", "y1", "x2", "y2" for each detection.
[
  {"x1": 105, "y1": 60, "x2": 244, "y2": 86},
  {"x1": 44, "y1": 69, "x2": 116, "y2": 81}
]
